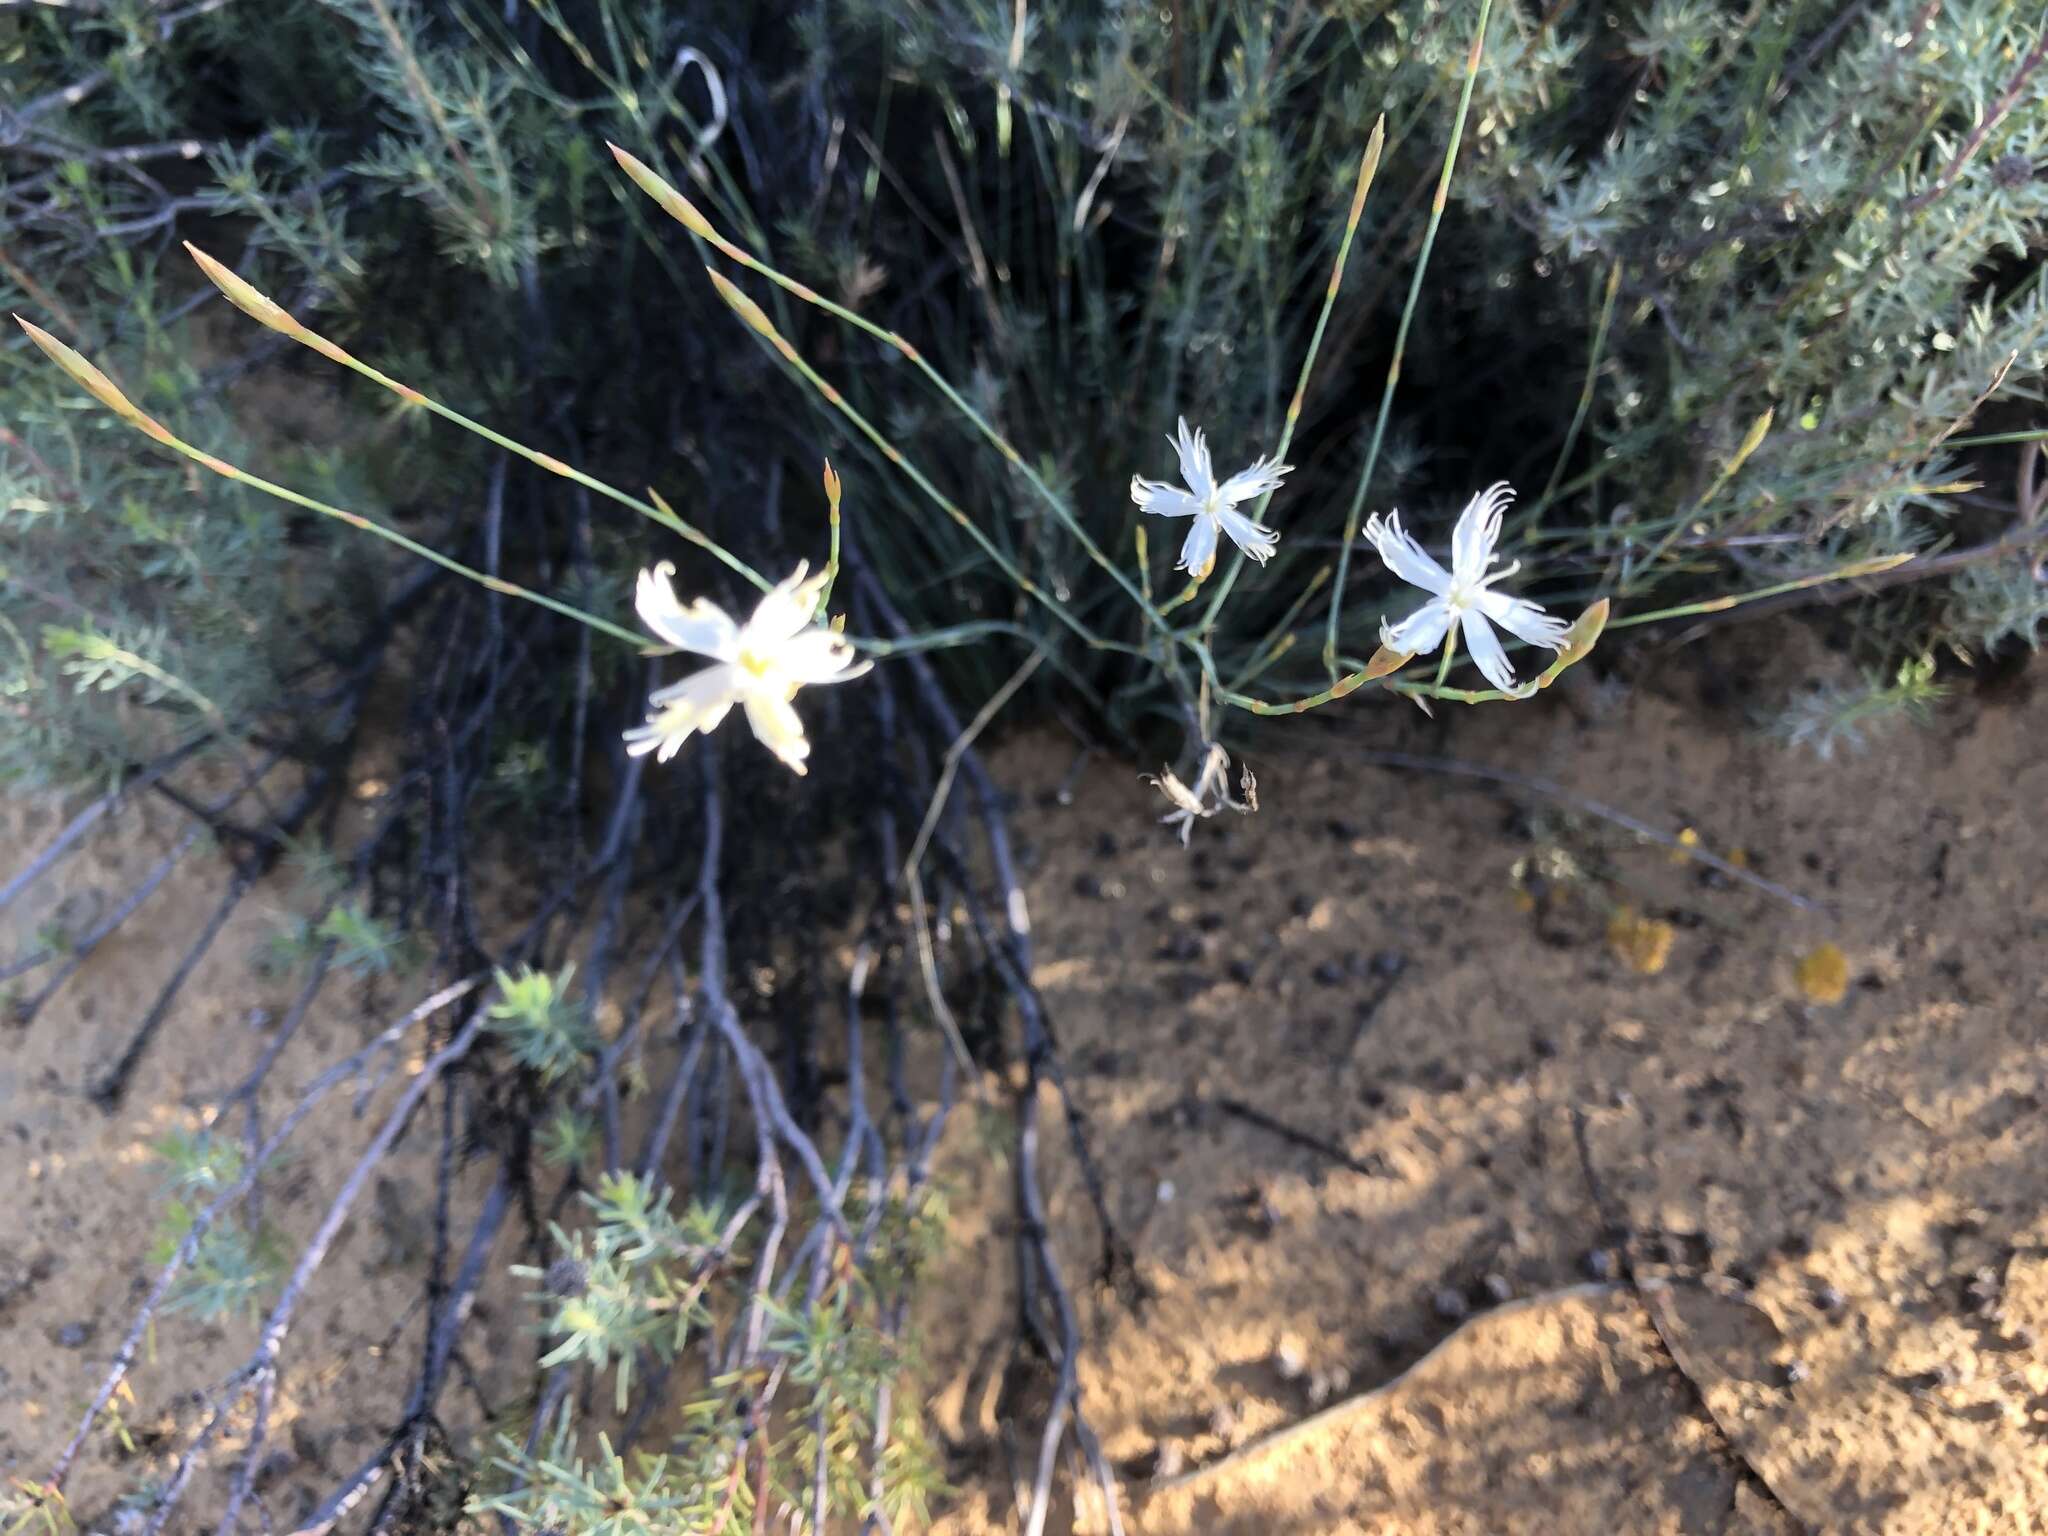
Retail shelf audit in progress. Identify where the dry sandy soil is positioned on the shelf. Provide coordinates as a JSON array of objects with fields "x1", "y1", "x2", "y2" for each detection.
[{"x1": 5, "y1": 620, "x2": 2046, "y2": 1534}]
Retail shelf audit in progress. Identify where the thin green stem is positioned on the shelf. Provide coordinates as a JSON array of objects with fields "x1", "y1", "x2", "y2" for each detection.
[
  {"x1": 1430, "y1": 625, "x2": 1459, "y2": 693},
  {"x1": 700, "y1": 271, "x2": 1140, "y2": 659},
  {"x1": 180, "y1": 244, "x2": 770, "y2": 591},
  {"x1": 1606, "y1": 553, "x2": 1914, "y2": 628},
  {"x1": 18, "y1": 312, "x2": 646, "y2": 647},
  {"x1": 1535, "y1": 260, "x2": 1622, "y2": 521},
  {"x1": 1199, "y1": 117, "x2": 1387, "y2": 633},
  {"x1": 1226, "y1": 564, "x2": 1333, "y2": 692},
  {"x1": 607, "y1": 146, "x2": 1165, "y2": 633},
  {"x1": 1323, "y1": 0, "x2": 1496, "y2": 679}
]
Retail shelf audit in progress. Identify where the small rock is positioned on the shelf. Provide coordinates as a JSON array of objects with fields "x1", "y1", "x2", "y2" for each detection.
[
  {"x1": 245, "y1": 1006, "x2": 274, "y2": 1030},
  {"x1": 1307, "y1": 1364, "x2": 1352, "y2": 1407},
  {"x1": 1812, "y1": 1282, "x2": 1847, "y2": 1318},
  {"x1": 55, "y1": 1321, "x2": 91, "y2": 1349},
  {"x1": 1782, "y1": 1358, "x2": 1809, "y2": 1386},
  {"x1": 1312, "y1": 961, "x2": 1344, "y2": 988},
  {"x1": 1965, "y1": 1266, "x2": 2003, "y2": 1317},
  {"x1": 1150, "y1": 1442, "x2": 1186, "y2": 1481},
  {"x1": 1093, "y1": 832, "x2": 1120, "y2": 859},
  {"x1": 1272, "y1": 1338, "x2": 1307, "y2": 1381},
  {"x1": 1584, "y1": 1248, "x2": 1619, "y2": 1281},
  {"x1": 1370, "y1": 949, "x2": 1407, "y2": 979},
  {"x1": 1432, "y1": 1287, "x2": 1471, "y2": 1323},
  {"x1": 1481, "y1": 1272, "x2": 1514, "y2": 1305},
  {"x1": 1226, "y1": 958, "x2": 1255, "y2": 986},
  {"x1": 1206, "y1": 1402, "x2": 1242, "y2": 1446}
]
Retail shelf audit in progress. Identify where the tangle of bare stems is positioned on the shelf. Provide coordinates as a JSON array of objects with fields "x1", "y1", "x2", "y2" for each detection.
[{"x1": 8, "y1": 527, "x2": 1133, "y2": 1536}]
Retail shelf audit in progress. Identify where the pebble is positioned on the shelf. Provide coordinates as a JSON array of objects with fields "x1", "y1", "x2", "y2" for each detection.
[
  {"x1": 56, "y1": 1321, "x2": 90, "y2": 1348},
  {"x1": 1272, "y1": 1339, "x2": 1307, "y2": 1380},
  {"x1": 1812, "y1": 1282, "x2": 1847, "y2": 1318},
  {"x1": 1312, "y1": 961, "x2": 1344, "y2": 987},
  {"x1": 1432, "y1": 1286, "x2": 1471, "y2": 1323},
  {"x1": 1584, "y1": 1248, "x2": 1619, "y2": 1281},
  {"x1": 1307, "y1": 1364, "x2": 1351, "y2": 1407},
  {"x1": 1371, "y1": 949, "x2": 1407, "y2": 978},
  {"x1": 1481, "y1": 1272, "x2": 1514, "y2": 1305}
]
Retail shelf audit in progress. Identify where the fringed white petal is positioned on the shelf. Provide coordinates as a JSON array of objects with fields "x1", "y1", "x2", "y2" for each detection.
[
  {"x1": 1364, "y1": 511, "x2": 1452, "y2": 596},
  {"x1": 1450, "y1": 481, "x2": 1515, "y2": 586},
  {"x1": 1215, "y1": 505, "x2": 1280, "y2": 565},
  {"x1": 634, "y1": 563, "x2": 739, "y2": 659}
]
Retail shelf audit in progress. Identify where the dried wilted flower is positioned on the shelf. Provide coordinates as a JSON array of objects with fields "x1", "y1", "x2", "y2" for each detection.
[
  {"x1": 1145, "y1": 742, "x2": 1256, "y2": 846},
  {"x1": 1131, "y1": 417, "x2": 1292, "y2": 581},
  {"x1": 624, "y1": 562, "x2": 868, "y2": 774}
]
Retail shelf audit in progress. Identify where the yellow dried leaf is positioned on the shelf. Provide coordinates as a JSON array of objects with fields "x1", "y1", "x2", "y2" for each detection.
[
  {"x1": 1669, "y1": 826, "x2": 1701, "y2": 865},
  {"x1": 1363, "y1": 645, "x2": 1412, "y2": 681},
  {"x1": 1607, "y1": 906, "x2": 1674, "y2": 976},
  {"x1": 1796, "y1": 942, "x2": 1849, "y2": 1005}
]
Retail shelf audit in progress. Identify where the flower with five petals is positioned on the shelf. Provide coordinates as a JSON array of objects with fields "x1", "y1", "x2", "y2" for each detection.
[
  {"x1": 1131, "y1": 417, "x2": 1291, "y2": 581},
  {"x1": 1364, "y1": 482, "x2": 1568, "y2": 693},
  {"x1": 623, "y1": 561, "x2": 867, "y2": 774}
]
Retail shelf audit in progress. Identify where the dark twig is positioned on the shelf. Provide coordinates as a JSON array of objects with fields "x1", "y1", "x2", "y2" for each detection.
[
  {"x1": 1205, "y1": 1095, "x2": 1389, "y2": 1180},
  {"x1": 1346, "y1": 749, "x2": 1825, "y2": 913}
]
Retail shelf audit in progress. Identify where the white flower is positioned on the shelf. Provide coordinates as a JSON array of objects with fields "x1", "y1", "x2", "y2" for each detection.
[
  {"x1": 1144, "y1": 742, "x2": 1256, "y2": 846},
  {"x1": 1130, "y1": 417, "x2": 1291, "y2": 581},
  {"x1": 1364, "y1": 482, "x2": 1569, "y2": 693},
  {"x1": 623, "y1": 561, "x2": 867, "y2": 774}
]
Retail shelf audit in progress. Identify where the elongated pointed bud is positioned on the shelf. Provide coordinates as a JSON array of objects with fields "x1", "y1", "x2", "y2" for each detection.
[
  {"x1": 15, "y1": 316, "x2": 175, "y2": 444},
  {"x1": 1536, "y1": 598, "x2": 1609, "y2": 690},
  {"x1": 1836, "y1": 552, "x2": 1914, "y2": 581},
  {"x1": 1348, "y1": 116, "x2": 1387, "y2": 227},
  {"x1": 1725, "y1": 409, "x2": 1772, "y2": 478},
  {"x1": 705, "y1": 268, "x2": 780, "y2": 342},
  {"x1": 606, "y1": 142, "x2": 718, "y2": 240},
  {"x1": 184, "y1": 243, "x2": 292, "y2": 333},
  {"x1": 183, "y1": 243, "x2": 352, "y2": 366}
]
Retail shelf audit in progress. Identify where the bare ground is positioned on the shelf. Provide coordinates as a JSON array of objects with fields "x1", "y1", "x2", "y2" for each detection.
[{"x1": 5, "y1": 620, "x2": 2046, "y2": 1533}]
